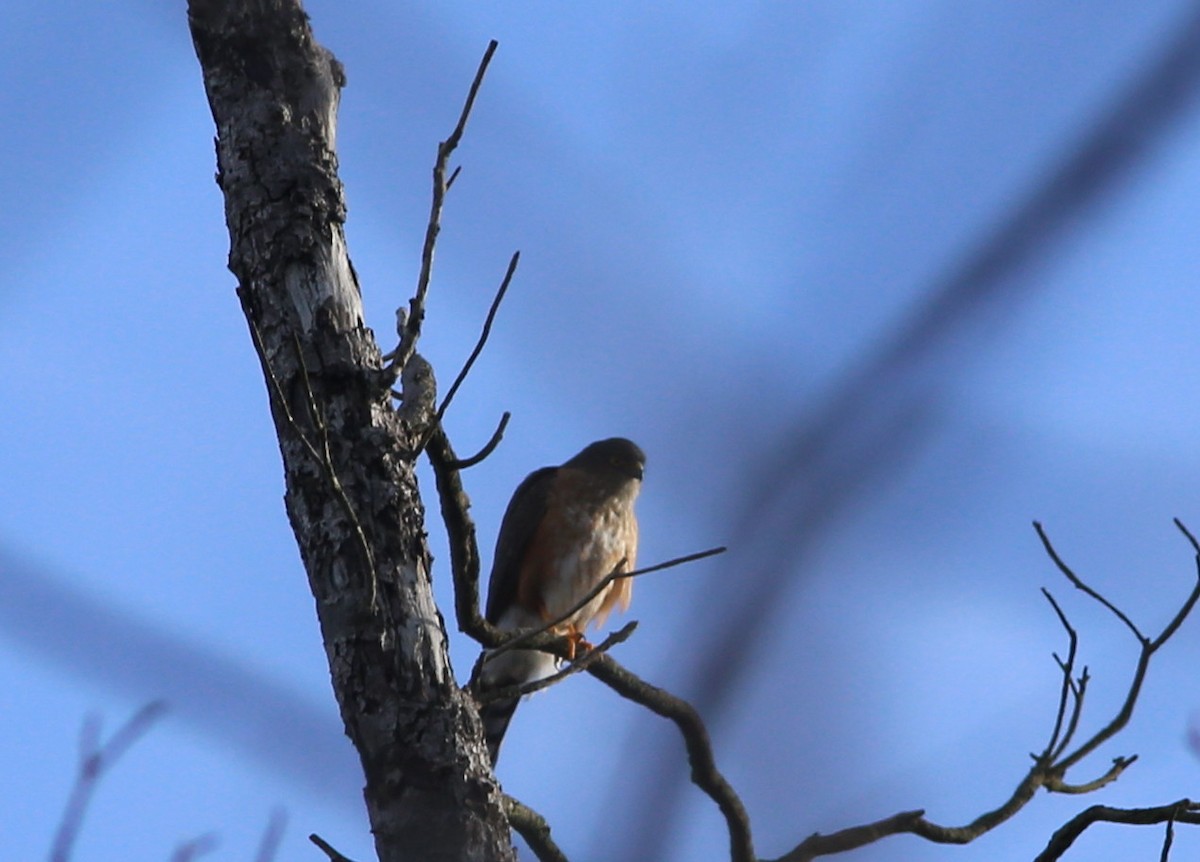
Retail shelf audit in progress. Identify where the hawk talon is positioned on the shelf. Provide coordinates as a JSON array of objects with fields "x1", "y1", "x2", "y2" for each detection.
[{"x1": 562, "y1": 628, "x2": 590, "y2": 661}]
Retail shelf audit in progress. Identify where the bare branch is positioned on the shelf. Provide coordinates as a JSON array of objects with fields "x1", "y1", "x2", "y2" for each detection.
[
  {"x1": 503, "y1": 796, "x2": 568, "y2": 862},
  {"x1": 770, "y1": 521, "x2": 1200, "y2": 860},
  {"x1": 445, "y1": 411, "x2": 511, "y2": 470},
  {"x1": 1046, "y1": 522, "x2": 1200, "y2": 772},
  {"x1": 1032, "y1": 800, "x2": 1200, "y2": 862},
  {"x1": 50, "y1": 702, "x2": 168, "y2": 862},
  {"x1": 309, "y1": 834, "x2": 358, "y2": 862},
  {"x1": 396, "y1": 40, "x2": 499, "y2": 371}
]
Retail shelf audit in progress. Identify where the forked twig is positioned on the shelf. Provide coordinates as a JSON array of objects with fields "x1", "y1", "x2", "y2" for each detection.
[
  {"x1": 49, "y1": 702, "x2": 168, "y2": 862},
  {"x1": 768, "y1": 521, "x2": 1200, "y2": 861},
  {"x1": 411, "y1": 250, "x2": 519, "y2": 458}
]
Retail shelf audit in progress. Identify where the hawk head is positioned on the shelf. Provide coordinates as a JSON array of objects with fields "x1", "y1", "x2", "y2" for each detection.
[{"x1": 564, "y1": 437, "x2": 646, "y2": 483}]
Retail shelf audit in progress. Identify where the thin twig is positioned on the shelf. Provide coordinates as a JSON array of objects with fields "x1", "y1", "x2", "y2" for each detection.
[
  {"x1": 1150, "y1": 520, "x2": 1200, "y2": 650},
  {"x1": 445, "y1": 412, "x2": 510, "y2": 470},
  {"x1": 1161, "y1": 804, "x2": 1179, "y2": 862},
  {"x1": 49, "y1": 702, "x2": 168, "y2": 862},
  {"x1": 1052, "y1": 668, "x2": 1089, "y2": 762},
  {"x1": 396, "y1": 40, "x2": 498, "y2": 371},
  {"x1": 434, "y1": 251, "x2": 519, "y2": 426},
  {"x1": 254, "y1": 809, "x2": 288, "y2": 862},
  {"x1": 1034, "y1": 521, "x2": 1146, "y2": 642},
  {"x1": 503, "y1": 796, "x2": 568, "y2": 862},
  {"x1": 1039, "y1": 588, "x2": 1077, "y2": 762},
  {"x1": 170, "y1": 834, "x2": 219, "y2": 862},
  {"x1": 309, "y1": 834, "x2": 358, "y2": 862}
]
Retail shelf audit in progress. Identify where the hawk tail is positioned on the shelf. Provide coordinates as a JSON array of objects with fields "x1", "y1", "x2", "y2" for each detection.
[{"x1": 480, "y1": 694, "x2": 519, "y2": 765}]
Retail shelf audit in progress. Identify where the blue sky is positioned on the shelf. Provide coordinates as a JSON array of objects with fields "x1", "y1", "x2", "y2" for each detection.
[{"x1": 3, "y1": 2, "x2": 1200, "y2": 860}]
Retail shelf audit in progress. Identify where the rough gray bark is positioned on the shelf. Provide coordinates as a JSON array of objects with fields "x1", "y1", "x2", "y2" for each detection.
[{"x1": 186, "y1": 2, "x2": 516, "y2": 860}]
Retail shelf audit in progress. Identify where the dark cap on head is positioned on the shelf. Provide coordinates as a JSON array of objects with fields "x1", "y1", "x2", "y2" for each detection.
[{"x1": 564, "y1": 437, "x2": 645, "y2": 480}]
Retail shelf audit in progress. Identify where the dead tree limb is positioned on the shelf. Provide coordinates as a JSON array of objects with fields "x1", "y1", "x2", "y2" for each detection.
[{"x1": 187, "y1": 4, "x2": 512, "y2": 859}]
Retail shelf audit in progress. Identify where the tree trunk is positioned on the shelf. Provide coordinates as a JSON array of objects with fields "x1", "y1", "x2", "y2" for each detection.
[{"x1": 186, "y1": 2, "x2": 515, "y2": 859}]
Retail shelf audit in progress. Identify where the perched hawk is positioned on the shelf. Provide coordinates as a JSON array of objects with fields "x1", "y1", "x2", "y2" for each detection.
[{"x1": 475, "y1": 437, "x2": 645, "y2": 764}]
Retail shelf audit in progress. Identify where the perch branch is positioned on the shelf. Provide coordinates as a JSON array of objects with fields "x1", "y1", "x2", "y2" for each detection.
[
  {"x1": 1034, "y1": 520, "x2": 1145, "y2": 642},
  {"x1": 476, "y1": 621, "x2": 639, "y2": 704},
  {"x1": 485, "y1": 546, "x2": 724, "y2": 661}
]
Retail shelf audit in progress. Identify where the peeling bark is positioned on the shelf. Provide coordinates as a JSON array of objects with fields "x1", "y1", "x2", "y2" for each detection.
[{"x1": 187, "y1": 2, "x2": 515, "y2": 859}]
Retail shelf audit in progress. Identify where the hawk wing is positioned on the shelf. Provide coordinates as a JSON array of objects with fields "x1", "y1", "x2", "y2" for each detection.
[{"x1": 485, "y1": 466, "x2": 558, "y2": 624}]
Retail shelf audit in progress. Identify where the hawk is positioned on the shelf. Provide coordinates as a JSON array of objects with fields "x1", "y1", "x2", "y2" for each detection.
[{"x1": 475, "y1": 437, "x2": 645, "y2": 764}]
